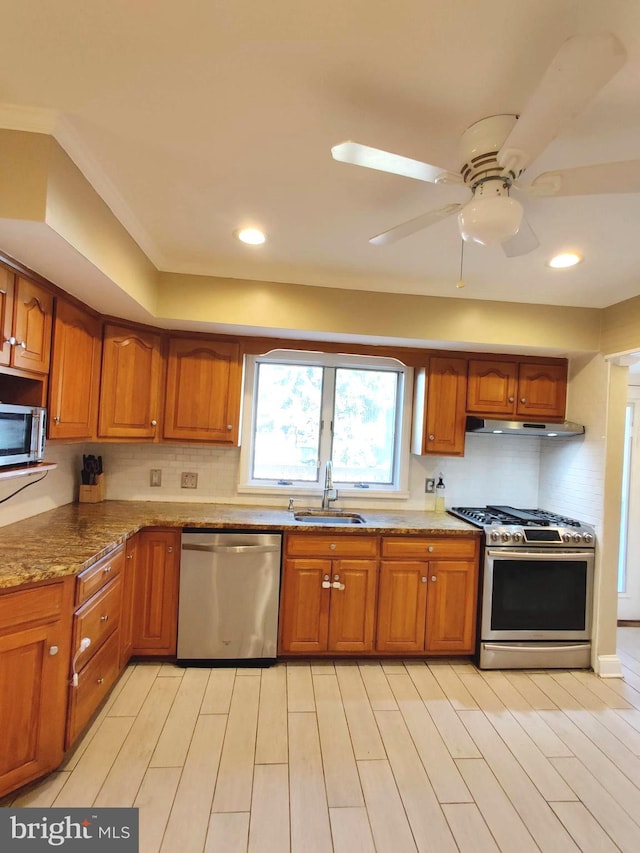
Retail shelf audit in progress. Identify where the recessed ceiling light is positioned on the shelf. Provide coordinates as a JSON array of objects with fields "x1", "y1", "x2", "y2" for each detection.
[
  {"x1": 236, "y1": 227, "x2": 266, "y2": 245},
  {"x1": 547, "y1": 252, "x2": 582, "y2": 269}
]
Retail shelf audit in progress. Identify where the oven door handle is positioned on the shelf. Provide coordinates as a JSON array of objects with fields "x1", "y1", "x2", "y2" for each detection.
[
  {"x1": 482, "y1": 642, "x2": 592, "y2": 653},
  {"x1": 486, "y1": 549, "x2": 591, "y2": 559}
]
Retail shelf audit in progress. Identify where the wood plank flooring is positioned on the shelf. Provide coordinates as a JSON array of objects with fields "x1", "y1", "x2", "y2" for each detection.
[{"x1": 7, "y1": 628, "x2": 640, "y2": 851}]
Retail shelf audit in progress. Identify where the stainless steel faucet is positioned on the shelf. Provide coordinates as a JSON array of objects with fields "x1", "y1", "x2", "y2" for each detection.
[{"x1": 322, "y1": 460, "x2": 338, "y2": 509}]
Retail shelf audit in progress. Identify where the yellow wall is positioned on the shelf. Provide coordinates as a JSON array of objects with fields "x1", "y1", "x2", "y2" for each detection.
[
  {"x1": 0, "y1": 130, "x2": 49, "y2": 221},
  {"x1": 157, "y1": 273, "x2": 602, "y2": 353},
  {"x1": 600, "y1": 294, "x2": 640, "y2": 356}
]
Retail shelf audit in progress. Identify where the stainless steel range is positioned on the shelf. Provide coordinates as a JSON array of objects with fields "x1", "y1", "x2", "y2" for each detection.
[{"x1": 448, "y1": 505, "x2": 596, "y2": 670}]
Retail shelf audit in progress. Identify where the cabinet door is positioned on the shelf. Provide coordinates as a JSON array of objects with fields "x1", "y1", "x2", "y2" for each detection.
[
  {"x1": 328, "y1": 559, "x2": 377, "y2": 653},
  {"x1": 376, "y1": 561, "x2": 428, "y2": 653},
  {"x1": 49, "y1": 299, "x2": 102, "y2": 439},
  {"x1": 516, "y1": 363, "x2": 567, "y2": 419},
  {"x1": 425, "y1": 560, "x2": 477, "y2": 653},
  {"x1": 11, "y1": 276, "x2": 53, "y2": 374},
  {"x1": 98, "y1": 324, "x2": 163, "y2": 438},
  {"x1": 466, "y1": 359, "x2": 518, "y2": 415},
  {"x1": 164, "y1": 337, "x2": 241, "y2": 443},
  {"x1": 413, "y1": 356, "x2": 467, "y2": 456},
  {"x1": 119, "y1": 535, "x2": 138, "y2": 669},
  {"x1": 279, "y1": 558, "x2": 331, "y2": 653},
  {"x1": 0, "y1": 266, "x2": 14, "y2": 367},
  {"x1": 131, "y1": 529, "x2": 180, "y2": 655},
  {"x1": 0, "y1": 580, "x2": 73, "y2": 798}
]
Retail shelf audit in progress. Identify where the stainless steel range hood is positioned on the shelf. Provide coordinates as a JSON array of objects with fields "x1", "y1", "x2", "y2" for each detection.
[{"x1": 465, "y1": 416, "x2": 585, "y2": 437}]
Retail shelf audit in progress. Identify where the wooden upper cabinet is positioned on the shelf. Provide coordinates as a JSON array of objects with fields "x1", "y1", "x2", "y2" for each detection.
[
  {"x1": 98, "y1": 324, "x2": 163, "y2": 438},
  {"x1": 48, "y1": 299, "x2": 102, "y2": 439},
  {"x1": 517, "y1": 362, "x2": 567, "y2": 419},
  {"x1": 466, "y1": 359, "x2": 518, "y2": 415},
  {"x1": 412, "y1": 356, "x2": 467, "y2": 456},
  {"x1": 467, "y1": 358, "x2": 567, "y2": 420},
  {"x1": 163, "y1": 337, "x2": 241, "y2": 443},
  {"x1": 0, "y1": 267, "x2": 14, "y2": 368},
  {"x1": 0, "y1": 273, "x2": 53, "y2": 374}
]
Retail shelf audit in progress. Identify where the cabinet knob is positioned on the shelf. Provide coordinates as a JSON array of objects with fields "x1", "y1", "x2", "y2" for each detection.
[
  {"x1": 49, "y1": 645, "x2": 59, "y2": 656},
  {"x1": 103, "y1": 565, "x2": 112, "y2": 573},
  {"x1": 431, "y1": 575, "x2": 437, "y2": 582},
  {"x1": 427, "y1": 546, "x2": 434, "y2": 553},
  {"x1": 18, "y1": 340, "x2": 26, "y2": 349},
  {"x1": 329, "y1": 543, "x2": 336, "y2": 550},
  {"x1": 168, "y1": 546, "x2": 174, "y2": 553},
  {"x1": 508, "y1": 396, "x2": 514, "y2": 403},
  {"x1": 227, "y1": 424, "x2": 233, "y2": 430},
  {"x1": 520, "y1": 397, "x2": 526, "y2": 404},
  {"x1": 421, "y1": 576, "x2": 427, "y2": 583},
  {"x1": 126, "y1": 553, "x2": 133, "y2": 560},
  {"x1": 53, "y1": 415, "x2": 61, "y2": 423},
  {"x1": 150, "y1": 419, "x2": 158, "y2": 427},
  {"x1": 100, "y1": 614, "x2": 109, "y2": 622},
  {"x1": 333, "y1": 574, "x2": 340, "y2": 581},
  {"x1": 428, "y1": 434, "x2": 435, "y2": 441},
  {"x1": 97, "y1": 677, "x2": 104, "y2": 685}
]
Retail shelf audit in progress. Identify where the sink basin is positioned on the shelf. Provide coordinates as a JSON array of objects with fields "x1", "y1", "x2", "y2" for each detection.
[{"x1": 293, "y1": 510, "x2": 366, "y2": 525}]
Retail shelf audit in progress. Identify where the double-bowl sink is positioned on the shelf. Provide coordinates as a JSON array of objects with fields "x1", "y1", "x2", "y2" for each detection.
[{"x1": 293, "y1": 509, "x2": 366, "y2": 525}]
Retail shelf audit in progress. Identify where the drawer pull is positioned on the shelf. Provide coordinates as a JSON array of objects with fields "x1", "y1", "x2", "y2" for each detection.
[
  {"x1": 49, "y1": 645, "x2": 59, "y2": 656},
  {"x1": 427, "y1": 546, "x2": 434, "y2": 553},
  {"x1": 100, "y1": 614, "x2": 109, "y2": 622},
  {"x1": 330, "y1": 543, "x2": 336, "y2": 550},
  {"x1": 97, "y1": 677, "x2": 104, "y2": 685},
  {"x1": 103, "y1": 565, "x2": 112, "y2": 573}
]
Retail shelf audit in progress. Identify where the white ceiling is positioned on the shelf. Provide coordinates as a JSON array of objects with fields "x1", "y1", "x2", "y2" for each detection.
[{"x1": 1, "y1": 0, "x2": 640, "y2": 310}]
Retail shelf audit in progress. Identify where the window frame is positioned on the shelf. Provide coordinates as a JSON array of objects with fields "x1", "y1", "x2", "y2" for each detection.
[{"x1": 238, "y1": 350, "x2": 413, "y2": 499}]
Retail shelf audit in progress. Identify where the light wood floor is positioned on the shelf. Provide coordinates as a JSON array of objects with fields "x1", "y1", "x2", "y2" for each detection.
[{"x1": 7, "y1": 630, "x2": 640, "y2": 852}]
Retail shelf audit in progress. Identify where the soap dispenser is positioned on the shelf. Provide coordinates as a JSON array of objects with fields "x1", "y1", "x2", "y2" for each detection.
[{"x1": 435, "y1": 474, "x2": 446, "y2": 512}]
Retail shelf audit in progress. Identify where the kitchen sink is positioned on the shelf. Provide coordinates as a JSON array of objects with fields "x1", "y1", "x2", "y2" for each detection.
[{"x1": 293, "y1": 510, "x2": 366, "y2": 524}]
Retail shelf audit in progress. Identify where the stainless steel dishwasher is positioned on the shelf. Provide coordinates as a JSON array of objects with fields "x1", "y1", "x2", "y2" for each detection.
[{"x1": 177, "y1": 529, "x2": 282, "y2": 665}]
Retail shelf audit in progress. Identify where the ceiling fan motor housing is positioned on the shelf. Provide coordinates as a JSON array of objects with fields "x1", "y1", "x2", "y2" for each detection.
[{"x1": 459, "y1": 114, "x2": 520, "y2": 188}]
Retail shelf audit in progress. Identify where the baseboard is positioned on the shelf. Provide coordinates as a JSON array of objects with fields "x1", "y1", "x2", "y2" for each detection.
[{"x1": 595, "y1": 654, "x2": 624, "y2": 678}]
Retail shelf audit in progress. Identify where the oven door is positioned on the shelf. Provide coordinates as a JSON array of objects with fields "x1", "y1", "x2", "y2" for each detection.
[{"x1": 481, "y1": 547, "x2": 594, "y2": 641}]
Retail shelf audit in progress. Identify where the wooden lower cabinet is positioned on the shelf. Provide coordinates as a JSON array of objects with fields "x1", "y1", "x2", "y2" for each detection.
[
  {"x1": 131, "y1": 529, "x2": 180, "y2": 655},
  {"x1": 0, "y1": 577, "x2": 74, "y2": 798},
  {"x1": 279, "y1": 535, "x2": 379, "y2": 654},
  {"x1": 377, "y1": 537, "x2": 479, "y2": 654},
  {"x1": 119, "y1": 533, "x2": 138, "y2": 669}
]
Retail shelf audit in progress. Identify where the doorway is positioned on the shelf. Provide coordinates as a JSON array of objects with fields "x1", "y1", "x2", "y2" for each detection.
[{"x1": 618, "y1": 380, "x2": 640, "y2": 621}]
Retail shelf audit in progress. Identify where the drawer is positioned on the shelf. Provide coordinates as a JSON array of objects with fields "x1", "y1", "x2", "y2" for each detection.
[
  {"x1": 381, "y1": 537, "x2": 478, "y2": 560},
  {"x1": 0, "y1": 580, "x2": 67, "y2": 632},
  {"x1": 286, "y1": 534, "x2": 379, "y2": 558},
  {"x1": 66, "y1": 629, "x2": 120, "y2": 748},
  {"x1": 73, "y1": 575, "x2": 122, "y2": 667},
  {"x1": 75, "y1": 544, "x2": 125, "y2": 607}
]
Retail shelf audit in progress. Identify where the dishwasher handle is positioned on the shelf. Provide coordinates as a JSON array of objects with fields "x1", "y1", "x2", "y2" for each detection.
[{"x1": 182, "y1": 543, "x2": 281, "y2": 555}]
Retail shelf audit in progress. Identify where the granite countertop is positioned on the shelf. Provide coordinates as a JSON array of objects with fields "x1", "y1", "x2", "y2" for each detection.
[{"x1": 0, "y1": 500, "x2": 480, "y2": 590}]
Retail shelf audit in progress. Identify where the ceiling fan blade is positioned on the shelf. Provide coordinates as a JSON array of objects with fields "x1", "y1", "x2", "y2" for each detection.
[
  {"x1": 369, "y1": 203, "x2": 464, "y2": 246},
  {"x1": 498, "y1": 33, "x2": 626, "y2": 175},
  {"x1": 331, "y1": 141, "x2": 460, "y2": 184},
  {"x1": 525, "y1": 160, "x2": 640, "y2": 197},
  {"x1": 501, "y1": 217, "x2": 539, "y2": 258}
]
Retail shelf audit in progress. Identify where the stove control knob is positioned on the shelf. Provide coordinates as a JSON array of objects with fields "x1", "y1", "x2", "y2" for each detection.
[
  {"x1": 572, "y1": 533, "x2": 582, "y2": 543},
  {"x1": 490, "y1": 531, "x2": 499, "y2": 542},
  {"x1": 562, "y1": 533, "x2": 571, "y2": 542},
  {"x1": 501, "y1": 532, "x2": 511, "y2": 543},
  {"x1": 512, "y1": 532, "x2": 522, "y2": 543},
  {"x1": 583, "y1": 533, "x2": 593, "y2": 543}
]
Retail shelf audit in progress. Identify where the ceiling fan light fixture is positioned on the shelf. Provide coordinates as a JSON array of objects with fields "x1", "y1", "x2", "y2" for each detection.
[
  {"x1": 547, "y1": 251, "x2": 582, "y2": 268},
  {"x1": 235, "y1": 227, "x2": 266, "y2": 245},
  {"x1": 458, "y1": 195, "x2": 524, "y2": 246}
]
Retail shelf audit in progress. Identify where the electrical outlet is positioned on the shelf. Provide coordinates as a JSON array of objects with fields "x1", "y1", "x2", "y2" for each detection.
[
  {"x1": 425, "y1": 478, "x2": 435, "y2": 493},
  {"x1": 181, "y1": 471, "x2": 198, "y2": 489},
  {"x1": 150, "y1": 469, "x2": 162, "y2": 487}
]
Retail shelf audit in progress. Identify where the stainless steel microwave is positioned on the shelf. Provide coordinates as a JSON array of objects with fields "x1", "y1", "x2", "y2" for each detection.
[{"x1": 0, "y1": 403, "x2": 46, "y2": 467}]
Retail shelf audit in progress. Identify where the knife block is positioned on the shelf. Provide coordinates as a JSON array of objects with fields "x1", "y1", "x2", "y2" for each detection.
[{"x1": 79, "y1": 474, "x2": 105, "y2": 503}]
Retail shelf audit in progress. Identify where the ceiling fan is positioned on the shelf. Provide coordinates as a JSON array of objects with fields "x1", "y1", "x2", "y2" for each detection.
[{"x1": 331, "y1": 33, "x2": 640, "y2": 257}]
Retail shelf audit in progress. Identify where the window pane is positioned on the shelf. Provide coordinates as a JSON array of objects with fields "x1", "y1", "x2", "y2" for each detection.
[
  {"x1": 252, "y1": 363, "x2": 323, "y2": 482},
  {"x1": 332, "y1": 368, "x2": 398, "y2": 484}
]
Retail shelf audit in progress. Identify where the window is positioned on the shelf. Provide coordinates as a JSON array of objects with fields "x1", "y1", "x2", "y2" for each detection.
[{"x1": 239, "y1": 351, "x2": 412, "y2": 495}]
